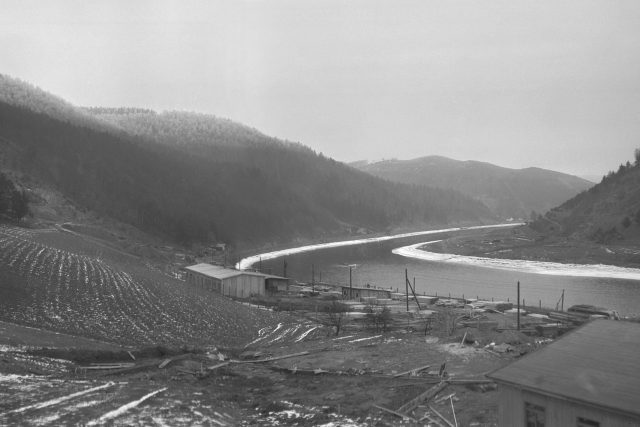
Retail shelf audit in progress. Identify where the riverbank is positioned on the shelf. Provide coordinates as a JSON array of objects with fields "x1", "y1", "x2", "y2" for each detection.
[
  {"x1": 425, "y1": 226, "x2": 640, "y2": 270},
  {"x1": 236, "y1": 223, "x2": 523, "y2": 270}
]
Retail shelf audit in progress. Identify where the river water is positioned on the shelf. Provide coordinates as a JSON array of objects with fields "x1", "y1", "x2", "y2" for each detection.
[{"x1": 246, "y1": 226, "x2": 640, "y2": 316}]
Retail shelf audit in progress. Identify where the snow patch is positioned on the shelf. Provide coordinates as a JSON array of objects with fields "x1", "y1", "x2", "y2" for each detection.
[{"x1": 393, "y1": 241, "x2": 640, "y2": 280}]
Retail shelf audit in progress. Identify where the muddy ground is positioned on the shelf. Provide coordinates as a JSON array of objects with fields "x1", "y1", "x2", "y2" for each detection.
[{"x1": 0, "y1": 304, "x2": 548, "y2": 426}]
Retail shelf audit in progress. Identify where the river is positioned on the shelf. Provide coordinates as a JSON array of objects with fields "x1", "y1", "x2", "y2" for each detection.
[{"x1": 239, "y1": 224, "x2": 640, "y2": 316}]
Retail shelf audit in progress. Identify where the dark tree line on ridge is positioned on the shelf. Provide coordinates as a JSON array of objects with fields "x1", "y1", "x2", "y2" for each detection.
[
  {"x1": 0, "y1": 97, "x2": 494, "y2": 248},
  {"x1": 531, "y1": 148, "x2": 640, "y2": 244}
]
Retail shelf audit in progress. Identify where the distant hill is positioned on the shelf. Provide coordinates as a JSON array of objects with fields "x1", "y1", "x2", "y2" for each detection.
[
  {"x1": 532, "y1": 155, "x2": 640, "y2": 244},
  {"x1": 0, "y1": 74, "x2": 495, "y2": 250},
  {"x1": 353, "y1": 156, "x2": 593, "y2": 220}
]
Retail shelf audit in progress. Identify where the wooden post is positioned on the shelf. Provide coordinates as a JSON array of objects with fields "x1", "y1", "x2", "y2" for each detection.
[
  {"x1": 312, "y1": 263, "x2": 315, "y2": 293},
  {"x1": 561, "y1": 289, "x2": 565, "y2": 311},
  {"x1": 517, "y1": 281, "x2": 520, "y2": 331},
  {"x1": 349, "y1": 265, "x2": 353, "y2": 299},
  {"x1": 405, "y1": 269, "x2": 409, "y2": 312},
  {"x1": 283, "y1": 259, "x2": 287, "y2": 277},
  {"x1": 406, "y1": 271, "x2": 422, "y2": 310}
]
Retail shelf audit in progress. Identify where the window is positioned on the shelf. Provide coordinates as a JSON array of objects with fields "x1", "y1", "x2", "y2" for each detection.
[
  {"x1": 577, "y1": 417, "x2": 599, "y2": 427},
  {"x1": 525, "y1": 402, "x2": 545, "y2": 427}
]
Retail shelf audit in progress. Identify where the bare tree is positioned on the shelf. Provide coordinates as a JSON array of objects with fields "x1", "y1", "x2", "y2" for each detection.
[{"x1": 326, "y1": 301, "x2": 348, "y2": 336}]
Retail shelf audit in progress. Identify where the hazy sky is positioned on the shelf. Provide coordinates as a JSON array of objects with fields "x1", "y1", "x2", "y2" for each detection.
[{"x1": 2, "y1": 0, "x2": 640, "y2": 177}]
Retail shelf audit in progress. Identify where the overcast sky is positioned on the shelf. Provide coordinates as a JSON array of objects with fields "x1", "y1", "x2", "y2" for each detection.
[{"x1": 2, "y1": 0, "x2": 640, "y2": 177}]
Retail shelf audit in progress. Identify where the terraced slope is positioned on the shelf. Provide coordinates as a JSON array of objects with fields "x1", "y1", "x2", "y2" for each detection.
[{"x1": 0, "y1": 225, "x2": 296, "y2": 347}]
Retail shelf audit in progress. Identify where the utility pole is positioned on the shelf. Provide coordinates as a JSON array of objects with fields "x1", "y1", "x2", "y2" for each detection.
[
  {"x1": 349, "y1": 265, "x2": 353, "y2": 299},
  {"x1": 405, "y1": 269, "x2": 409, "y2": 312},
  {"x1": 259, "y1": 257, "x2": 262, "y2": 273},
  {"x1": 283, "y1": 259, "x2": 287, "y2": 277},
  {"x1": 561, "y1": 289, "x2": 565, "y2": 311},
  {"x1": 312, "y1": 263, "x2": 315, "y2": 293},
  {"x1": 517, "y1": 281, "x2": 520, "y2": 331}
]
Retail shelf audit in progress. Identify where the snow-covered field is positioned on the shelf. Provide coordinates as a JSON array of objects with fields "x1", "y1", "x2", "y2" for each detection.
[
  {"x1": 392, "y1": 241, "x2": 640, "y2": 281},
  {"x1": 237, "y1": 223, "x2": 522, "y2": 270}
]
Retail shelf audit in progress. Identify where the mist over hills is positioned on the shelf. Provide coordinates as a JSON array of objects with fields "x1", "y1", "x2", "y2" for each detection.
[
  {"x1": 353, "y1": 156, "x2": 593, "y2": 220},
  {"x1": 0, "y1": 74, "x2": 495, "y2": 249}
]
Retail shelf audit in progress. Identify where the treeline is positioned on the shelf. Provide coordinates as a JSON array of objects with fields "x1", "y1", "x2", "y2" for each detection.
[
  {"x1": 531, "y1": 148, "x2": 640, "y2": 243},
  {"x1": 0, "y1": 74, "x2": 115, "y2": 134},
  {"x1": 0, "y1": 100, "x2": 495, "y2": 247},
  {"x1": 0, "y1": 171, "x2": 29, "y2": 220},
  {"x1": 88, "y1": 108, "x2": 278, "y2": 148}
]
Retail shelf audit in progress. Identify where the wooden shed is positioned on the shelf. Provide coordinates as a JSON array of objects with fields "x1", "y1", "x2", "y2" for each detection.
[
  {"x1": 488, "y1": 320, "x2": 640, "y2": 427},
  {"x1": 184, "y1": 263, "x2": 287, "y2": 298},
  {"x1": 341, "y1": 285, "x2": 391, "y2": 301}
]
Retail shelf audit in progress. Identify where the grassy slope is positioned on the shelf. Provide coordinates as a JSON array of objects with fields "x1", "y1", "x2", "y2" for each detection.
[{"x1": 0, "y1": 224, "x2": 292, "y2": 347}]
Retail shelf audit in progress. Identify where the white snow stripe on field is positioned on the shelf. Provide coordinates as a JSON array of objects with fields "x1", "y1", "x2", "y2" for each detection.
[
  {"x1": 272, "y1": 323, "x2": 283, "y2": 334},
  {"x1": 393, "y1": 240, "x2": 640, "y2": 280},
  {"x1": 87, "y1": 387, "x2": 167, "y2": 425},
  {"x1": 0, "y1": 382, "x2": 115, "y2": 415},
  {"x1": 295, "y1": 327, "x2": 318, "y2": 342},
  {"x1": 349, "y1": 335, "x2": 382, "y2": 343},
  {"x1": 245, "y1": 323, "x2": 284, "y2": 347},
  {"x1": 236, "y1": 223, "x2": 522, "y2": 269},
  {"x1": 267, "y1": 327, "x2": 295, "y2": 344},
  {"x1": 332, "y1": 335, "x2": 354, "y2": 341}
]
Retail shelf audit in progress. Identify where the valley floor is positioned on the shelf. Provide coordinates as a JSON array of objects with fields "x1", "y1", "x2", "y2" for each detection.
[{"x1": 0, "y1": 303, "x2": 547, "y2": 426}]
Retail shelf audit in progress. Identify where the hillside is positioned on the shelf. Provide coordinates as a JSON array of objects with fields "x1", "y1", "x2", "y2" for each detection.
[
  {"x1": 0, "y1": 223, "x2": 301, "y2": 347},
  {"x1": 428, "y1": 153, "x2": 640, "y2": 269},
  {"x1": 532, "y1": 155, "x2": 640, "y2": 245},
  {"x1": 0, "y1": 74, "x2": 495, "y2": 251},
  {"x1": 354, "y1": 156, "x2": 593, "y2": 220}
]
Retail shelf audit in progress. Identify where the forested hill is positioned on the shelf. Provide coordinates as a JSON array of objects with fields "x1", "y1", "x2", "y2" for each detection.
[
  {"x1": 531, "y1": 153, "x2": 640, "y2": 245},
  {"x1": 85, "y1": 107, "x2": 274, "y2": 148},
  {"x1": 0, "y1": 77, "x2": 495, "y2": 249},
  {"x1": 0, "y1": 74, "x2": 117, "y2": 134},
  {"x1": 354, "y1": 156, "x2": 593, "y2": 220}
]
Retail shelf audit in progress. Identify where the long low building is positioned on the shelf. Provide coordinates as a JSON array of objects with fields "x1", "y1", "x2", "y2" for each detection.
[
  {"x1": 341, "y1": 285, "x2": 391, "y2": 301},
  {"x1": 184, "y1": 263, "x2": 288, "y2": 298}
]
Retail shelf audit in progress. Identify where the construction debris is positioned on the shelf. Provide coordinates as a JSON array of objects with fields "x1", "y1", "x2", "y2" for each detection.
[
  {"x1": 373, "y1": 404, "x2": 417, "y2": 422},
  {"x1": 230, "y1": 351, "x2": 310, "y2": 364},
  {"x1": 397, "y1": 380, "x2": 448, "y2": 414},
  {"x1": 158, "y1": 358, "x2": 172, "y2": 369},
  {"x1": 428, "y1": 404, "x2": 455, "y2": 427},
  {"x1": 392, "y1": 364, "x2": 431, "y2": 378}
]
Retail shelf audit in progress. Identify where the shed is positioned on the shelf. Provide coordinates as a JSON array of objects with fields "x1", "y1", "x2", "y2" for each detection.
[
  {"x1": 184, "y1": 263, "x2": 288, "y2": 298},
  {"x1": 488, "y1": 320, "x2": 640, "y2": 427},
  {"x1": 341, "y1": 285, "x2": 391, "y2": 301}
]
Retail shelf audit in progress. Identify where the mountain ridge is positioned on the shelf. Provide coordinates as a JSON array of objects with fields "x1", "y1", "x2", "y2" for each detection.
[
  {"x1": 0, "y1": 74, "x2": 495, "y2": 251},
  {"x1": 353, "y1": 156, "x2": 593, "y2": 220}
]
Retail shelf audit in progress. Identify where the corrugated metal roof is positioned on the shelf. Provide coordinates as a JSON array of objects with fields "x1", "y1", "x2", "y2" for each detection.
[
  {"x1": 184, "y1": 263, "x2": 286, "y2": 280},
  {"x1": 488, "y1": 320, "x2": 640, "y2": 418}
]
